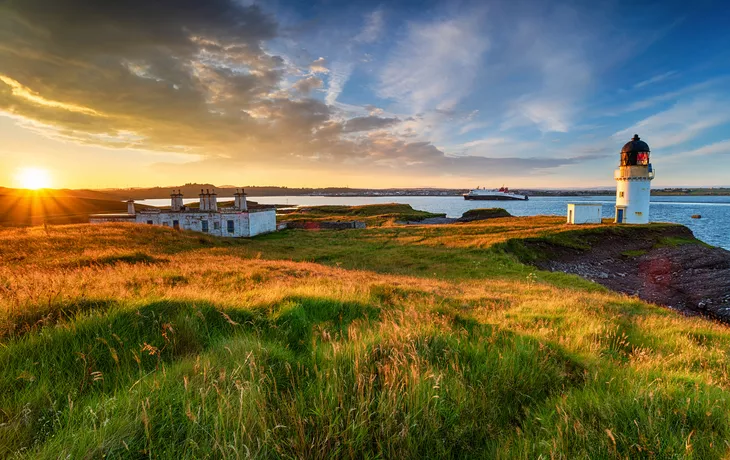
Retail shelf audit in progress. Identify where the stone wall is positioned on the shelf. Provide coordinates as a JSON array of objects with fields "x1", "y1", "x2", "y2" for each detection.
[
  {"x1": 282, "y1": 220, "x2": 367, "y2": 230},
  {"x1": 89, "y1": 215, "x2": 136, "y2": 224}
]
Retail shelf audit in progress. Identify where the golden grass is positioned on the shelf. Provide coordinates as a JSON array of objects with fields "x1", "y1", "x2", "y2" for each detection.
[{"x1": 2, "y1": 221, "x2": 729, "y2": 458}]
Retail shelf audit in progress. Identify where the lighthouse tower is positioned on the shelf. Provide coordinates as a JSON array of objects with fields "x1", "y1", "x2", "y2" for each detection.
[{"x1": 615, "y1": 134, "x2": 654, "y2": 224}]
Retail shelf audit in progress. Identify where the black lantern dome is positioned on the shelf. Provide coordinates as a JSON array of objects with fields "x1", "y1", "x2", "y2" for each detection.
[{"x1": 620, "y1": 134, "x2": 650, "y2": 166}]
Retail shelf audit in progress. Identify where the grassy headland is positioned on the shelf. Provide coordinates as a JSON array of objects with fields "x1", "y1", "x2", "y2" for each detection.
[
  {"x1": 279, "y1": 203, "x2": 446, "y2": 226},
  {"x1": 1, "y1": 205, "x2": 729, "y2": 458}
]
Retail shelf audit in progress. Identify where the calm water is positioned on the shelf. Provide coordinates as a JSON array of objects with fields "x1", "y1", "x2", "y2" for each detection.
[{"x1": 137, "y1": 195, "x2": 730, "y2": 250}]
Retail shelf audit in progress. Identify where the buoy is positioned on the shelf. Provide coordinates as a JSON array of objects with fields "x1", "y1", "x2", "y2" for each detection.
[{"x1": 691, "y1": 214, "x2": 701, "y2": 219}]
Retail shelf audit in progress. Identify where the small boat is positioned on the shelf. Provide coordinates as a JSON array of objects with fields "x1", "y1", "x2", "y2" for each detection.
[{"x1": 463, "y1": 186, "x2": 528, "y2": 201}]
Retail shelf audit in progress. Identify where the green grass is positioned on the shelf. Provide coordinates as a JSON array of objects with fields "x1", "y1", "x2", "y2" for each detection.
[
  {"x1": 655, "y1": 236, "x2": 712, "y2": 248},
  {"x1": 460, "y1": 208, "x2": 512, "y2": 220},
  {"x1": 1, "y1": 213, "x2": 729, "y2": 458},
  {"x1": 280, "y1": 203, "x2": 446, "y2": 225},
  {"x1": 493, "y1": 223, "x2": 694, "y2": 263}
]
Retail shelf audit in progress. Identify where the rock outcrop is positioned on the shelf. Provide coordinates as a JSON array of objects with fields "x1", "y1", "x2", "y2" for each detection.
[
  {"x1": 508, "y1": 225, "x2": 730, "y2": 321},
  {"x1": 404, "y1": 208, "x2": 512, "y2": 225}
]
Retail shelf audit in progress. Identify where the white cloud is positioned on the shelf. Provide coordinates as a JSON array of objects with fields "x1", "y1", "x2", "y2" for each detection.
[
  {"x1": 507, "y1": 98, "x2": 571, "y2": 133},
  {"x1": 608, "y1": 78, "x2": 725, "y2": 115},
  {"x1": 377, "y1": 14, "x2": 489, "y2": 113},
  {"x1": 685, "y1": 139, "x2": 730, "y2": 157},
  {"x1": 325, "y1": 62, "x2": 353, "y2": 105},
  {"x1": 448, "y1": 136, "x2": 543, "y2": 159},
  {"x1": 459, "y1": 137, "x2": 510, "y2": 150},
  {"x1": 618, "y1": 89, "x2": 684, "y2": 113},
  {"x1": 291, "y1": 76, "x2": 323, "y2": 95},
  {"x1": 503, "y1": 45, "x2": 592, "y2": 133},
  {"x1": 459, "y1": 121, "x2": 490, "y2": 135},
  {"x1": 633, "y1": 71, "x2": 677, "y2": 89},
  {"x1": 354, "y1": 9, "x2": 384, "y2": 44},
  {"x1": 614, "y1": 97, "x2": 730, "y2": 149},
  {"x1": 309, "y1": 57, "x2": 329, "y2": 74}
]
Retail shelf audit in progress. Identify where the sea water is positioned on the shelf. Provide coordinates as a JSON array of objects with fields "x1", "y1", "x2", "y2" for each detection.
[{"x1": 136, "y1": 195, "x2": 730, "y2": 250}]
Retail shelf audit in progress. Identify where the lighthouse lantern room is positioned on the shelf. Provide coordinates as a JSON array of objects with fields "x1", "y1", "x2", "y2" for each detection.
[{"x1": 615, "y1": 134, "x2": 654, "y2": 224}]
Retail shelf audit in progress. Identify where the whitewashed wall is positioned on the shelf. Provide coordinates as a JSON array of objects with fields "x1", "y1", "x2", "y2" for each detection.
[
  {"x1": 136, "y1": 211, "x2": 251, "y2": 237},
  {"x1": 615, "y1": 179, "x2": 651, "y2": 224},
  {"x1": 248, "y1": 209, "x2": 277, "y2": 236},
  {"x1": 567, "y1": 204, "x2": 602, "y2": 224},
  {"x1": 132, "y1": 209, "x2": 275, "y2": 237}
]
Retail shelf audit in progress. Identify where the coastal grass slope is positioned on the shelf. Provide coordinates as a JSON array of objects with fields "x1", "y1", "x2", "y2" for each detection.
[{"x1": 2, "y1": 212, "x2": 729, "y2": 458}]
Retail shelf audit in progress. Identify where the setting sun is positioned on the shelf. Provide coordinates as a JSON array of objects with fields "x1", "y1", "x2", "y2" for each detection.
[{"x1": 15, "y1": 167, "x2": 52, "y2": 190}]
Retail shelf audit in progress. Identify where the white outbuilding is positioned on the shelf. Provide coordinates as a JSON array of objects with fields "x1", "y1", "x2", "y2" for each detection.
[{"x1": 567, "y1": 203, "x2": 602, "y2": 224}]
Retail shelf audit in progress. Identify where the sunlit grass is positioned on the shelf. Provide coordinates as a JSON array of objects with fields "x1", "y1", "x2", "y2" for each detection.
[{"x1": 1, "y1": 217, "x2": 729, "y2": 458}]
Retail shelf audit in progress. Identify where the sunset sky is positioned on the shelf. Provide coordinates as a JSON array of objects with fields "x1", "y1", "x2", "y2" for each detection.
[{"x1": 1, "y1": 0, "x2": 729, "y2": 189}]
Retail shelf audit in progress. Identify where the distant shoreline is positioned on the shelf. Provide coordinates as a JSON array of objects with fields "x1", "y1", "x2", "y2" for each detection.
[
  {"x1": 101, "y1": 187, "x2": 730, "y2": 200},
  {"x1": 3, "y1": 185, "x2": 730, "y2": 202}
]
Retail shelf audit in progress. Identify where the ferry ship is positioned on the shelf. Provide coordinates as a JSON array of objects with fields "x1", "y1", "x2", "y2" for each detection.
[{"x1": 463, "y1": 186, "x2": 528, "y2": 201}]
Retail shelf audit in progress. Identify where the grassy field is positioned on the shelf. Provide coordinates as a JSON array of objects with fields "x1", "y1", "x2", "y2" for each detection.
[{"x1": 2, "y1": 206, "x2": 729, "y2": 458}]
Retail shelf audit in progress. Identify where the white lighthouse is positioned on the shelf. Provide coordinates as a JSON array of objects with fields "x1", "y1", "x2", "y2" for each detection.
[{"x1": 615, "y1": 134, "x2": 654, "y2": 224}]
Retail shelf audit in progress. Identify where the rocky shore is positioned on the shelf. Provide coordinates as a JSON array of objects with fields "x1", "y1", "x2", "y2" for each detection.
[{"x1": 511, "y1": 225, "x2": 730, "y2": 321}]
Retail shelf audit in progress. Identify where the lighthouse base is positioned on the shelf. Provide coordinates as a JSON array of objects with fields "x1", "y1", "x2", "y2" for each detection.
[{"x1": 615, "y1": 172, "x2": 652, "y2": 224}]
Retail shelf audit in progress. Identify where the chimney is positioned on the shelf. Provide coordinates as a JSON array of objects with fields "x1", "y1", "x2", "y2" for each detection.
[
  {"x1": 210, "y1": 189, "x2": 218, "y2": 212},
  {"x1": 127, "y1": 199, "x2": 135, "y2": 215},
  {"x1": 199, "y1": 189, "x2": 207, "y2": 211},
  {"x1": 234, "y1": 188, "x2": 248, "y2": 211},
  {"x1": 171, "y1": 189, "x2": 183, "y2": 211}
]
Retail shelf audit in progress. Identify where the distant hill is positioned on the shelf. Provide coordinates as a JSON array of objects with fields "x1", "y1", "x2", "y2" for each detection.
[
  {"x1": 0, "y1": 188, "x2": 147, "y2": 226},
  {"x1": 0, "y1": 187, "x2": 126, "y2": 201},
  {"x1": 97, "y1": 184, "x2": 396, "y2": 199}
]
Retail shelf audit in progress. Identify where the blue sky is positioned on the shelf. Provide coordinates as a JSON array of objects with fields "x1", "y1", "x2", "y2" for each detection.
[{"x1": 1, "y1": 0, "x2": 729, "y2": 188}]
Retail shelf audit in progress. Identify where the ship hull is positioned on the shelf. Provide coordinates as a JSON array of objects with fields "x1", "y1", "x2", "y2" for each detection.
[{"x1": 464, "y1": 195, "x2": 528, "y2": 201}]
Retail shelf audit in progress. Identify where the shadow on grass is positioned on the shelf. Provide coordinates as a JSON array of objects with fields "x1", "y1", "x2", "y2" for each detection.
[
  {"x1": 66, "y1": 251, "x2": 168, "y2": 269},
  {"x1": 6, "y1": 294, "x2": 726, "y2": 458},
  {"x1": 0, "y1": 298, "x2": 120, "y2": 340},
  {"x1": 14, "y1": 306, "x2": 597, "y2": 459},
  {"x1": 0, "y1": 295, "x2": 381, "y2": 455}
]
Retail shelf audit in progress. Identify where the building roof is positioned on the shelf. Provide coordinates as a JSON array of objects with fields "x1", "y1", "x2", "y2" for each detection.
[
  {"x1": 621, "y1": 134, "x2": 650, "y2": 154},
  {"x1": 89, "y1": 213, "x2": 136, "y2": 218},
  {"x1": 136, "y1": 206, "x2": 275, "y2": 214}
]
